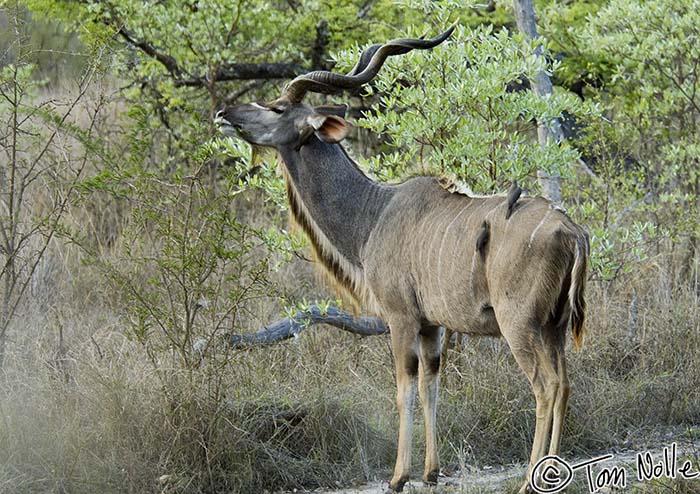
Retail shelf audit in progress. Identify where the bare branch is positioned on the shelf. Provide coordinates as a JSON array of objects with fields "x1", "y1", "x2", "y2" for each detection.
[
  {"x1": 106, "y1": 10, "x2": 307, "y2": 87},
  {"x1": 117, "y1": 23, "x2": 304, "y2": 85},
  {"x1": 176, "y1": 63, "x2": 305, "y2": 87},
  {"x1": 116, "y1": 24, "x2": 183, "y2": 79},
  {"x1": 228, "y1": 305, "x2": 388, "y2": 348},
  {"x1": 223, "y1": 81, "x2": 267, "y2": 105}
]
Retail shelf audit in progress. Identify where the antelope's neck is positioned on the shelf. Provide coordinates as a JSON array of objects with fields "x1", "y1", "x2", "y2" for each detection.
[{"x1": 279, "y1": 138, "x2": 394, "y2": 297}]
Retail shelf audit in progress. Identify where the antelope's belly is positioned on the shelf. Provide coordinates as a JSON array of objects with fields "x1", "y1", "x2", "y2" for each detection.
[{"x1": 417, "y1": 282, "x2": 501, "y2": 336}]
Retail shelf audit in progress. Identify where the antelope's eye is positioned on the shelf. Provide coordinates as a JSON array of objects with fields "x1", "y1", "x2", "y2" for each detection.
[{"x1": 269, "y1": 106, "x2": 284, "y2": 114}]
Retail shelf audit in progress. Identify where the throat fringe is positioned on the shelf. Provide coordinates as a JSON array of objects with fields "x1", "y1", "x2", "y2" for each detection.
[{"x1": 280, "y1": 164, "x2": 365, "y2": 313}]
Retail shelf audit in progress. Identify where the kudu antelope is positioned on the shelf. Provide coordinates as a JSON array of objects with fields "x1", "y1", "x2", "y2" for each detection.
[{"x1": 214, "y1": 25, "x2": 588, "y2": 494}]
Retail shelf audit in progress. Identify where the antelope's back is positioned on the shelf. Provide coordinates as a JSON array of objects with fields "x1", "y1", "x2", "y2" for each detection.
[{"x1": 363, "y1": 177, "x2": 586, "y2": 334}]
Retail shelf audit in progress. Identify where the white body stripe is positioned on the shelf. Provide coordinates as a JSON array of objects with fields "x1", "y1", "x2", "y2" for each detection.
[{"x1": 528, "y1": 209, "x2": 553, "y2": 249}]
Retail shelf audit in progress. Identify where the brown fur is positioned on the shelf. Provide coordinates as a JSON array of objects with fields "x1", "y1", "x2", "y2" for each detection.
[{"x1": 281, "y1": 153, "x2": 589, "y2": 494}]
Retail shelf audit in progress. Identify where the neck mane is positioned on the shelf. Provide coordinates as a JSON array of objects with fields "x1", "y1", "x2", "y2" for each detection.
[{"x1": 278, "y1": 137, "x2": 394, "y2": 305}]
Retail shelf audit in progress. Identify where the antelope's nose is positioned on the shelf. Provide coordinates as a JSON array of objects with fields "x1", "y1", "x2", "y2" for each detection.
[{"x1": 215, "y1": 109, "x2": 224, "y2": 120}]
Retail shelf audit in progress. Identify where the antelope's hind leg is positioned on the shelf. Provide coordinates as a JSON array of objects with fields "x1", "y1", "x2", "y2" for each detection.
[
  {"x1": 418, "y1": 325, "x2": 442, "y2": 486},
  {"x1": 500, "y1": 321, "x2": 565, "y2": 494},
  {"x1": 547, "y1": 331, "x2": 569, "y2": 459}
]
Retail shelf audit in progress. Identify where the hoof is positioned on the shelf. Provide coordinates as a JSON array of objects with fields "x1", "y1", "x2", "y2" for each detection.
[
  {"x1": 387, "y1": 475, "x2": 409, "y2": 493},
  {"x1": 423, "y1": 469, "x2": 439, "y2": 486}
]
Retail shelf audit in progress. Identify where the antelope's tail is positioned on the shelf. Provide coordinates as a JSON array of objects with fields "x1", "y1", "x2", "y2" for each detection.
[{"x1": 569, "y1": 233, "x2": 589, "y2": 350}]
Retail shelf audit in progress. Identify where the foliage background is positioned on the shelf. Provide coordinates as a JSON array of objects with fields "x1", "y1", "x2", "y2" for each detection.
[{"x1": 1, "y1": 0, "x2": 700, "y2": 493}]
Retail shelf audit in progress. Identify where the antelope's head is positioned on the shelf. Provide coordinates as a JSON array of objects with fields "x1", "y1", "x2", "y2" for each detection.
[{"x1": 214, "y1": 25, "x2": 456, "y2": 150}]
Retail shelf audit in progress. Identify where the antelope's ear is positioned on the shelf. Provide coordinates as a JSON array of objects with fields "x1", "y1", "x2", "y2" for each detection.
[{"x1": 306, "y1": 113, "x2": 350, "y2": 143}]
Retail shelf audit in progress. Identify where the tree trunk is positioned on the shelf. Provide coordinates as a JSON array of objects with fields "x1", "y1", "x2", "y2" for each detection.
[{"x1": 512, "y1": 0, "x2": 563, "y2": 204}]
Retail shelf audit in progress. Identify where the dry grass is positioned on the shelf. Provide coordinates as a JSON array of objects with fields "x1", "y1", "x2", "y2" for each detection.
[{"x1": 2, "y1": 242, "x2": 700, "y2": 494}]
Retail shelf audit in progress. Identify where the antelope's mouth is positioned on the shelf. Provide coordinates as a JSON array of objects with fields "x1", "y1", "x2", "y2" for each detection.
[{"x1": 214, "y1": 116, "x2": 241, "y2": 136}]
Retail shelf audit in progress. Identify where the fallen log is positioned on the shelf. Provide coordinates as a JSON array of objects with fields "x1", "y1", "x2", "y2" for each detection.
[{"x1": 228, "y1": 305, "x2": 388, "y2": 348}]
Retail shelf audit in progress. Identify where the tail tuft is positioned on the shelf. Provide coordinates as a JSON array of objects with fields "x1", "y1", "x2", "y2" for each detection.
[{"x1": 569, "y1": 234, "x2": 589, "y2": 350}]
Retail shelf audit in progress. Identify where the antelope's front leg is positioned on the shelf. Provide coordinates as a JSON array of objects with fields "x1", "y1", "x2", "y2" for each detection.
[
  {"x1": 418, "y1": 325, "x2": 441, "y2": 485},
  {"x1": 388, "y1": 319, "x2": 420, "y2": 493}
]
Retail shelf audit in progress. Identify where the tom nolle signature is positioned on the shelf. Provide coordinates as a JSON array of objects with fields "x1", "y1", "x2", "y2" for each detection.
[{"x1": 530, "y1": 443, "x2": 699, "y2": 493}]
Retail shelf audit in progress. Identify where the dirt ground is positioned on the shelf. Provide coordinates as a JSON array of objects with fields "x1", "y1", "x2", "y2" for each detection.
[{"x1": 304, "y1": 431, "x2": 700, "y2": 494}]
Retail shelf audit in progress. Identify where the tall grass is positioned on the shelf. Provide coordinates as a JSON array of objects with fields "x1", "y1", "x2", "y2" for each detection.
[{"x1": 1, "y1": 242, "x2": 700, "y2": 493}]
